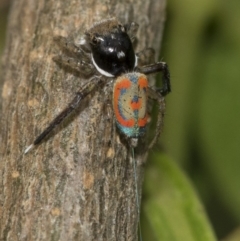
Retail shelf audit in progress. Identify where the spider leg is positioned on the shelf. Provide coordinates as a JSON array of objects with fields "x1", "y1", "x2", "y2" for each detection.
[
  {"x1": 53, "y1": 36, "x2": 90, "y2": 57},
  {"x1": 138, "y1": 62, "x2": 171, "y2": 96},
  {"x1": 147, "y1": 87, "x2": 166, "y2": 150},
  {"x1": 53, "y1": 55, "x2": 95, "y2": 76},
  {"x1": 24, "y1": 76, "x2": 104, "y2": 154},
  {"x1": 136, "y1": 48, "x2": 155, "y2": 66},
  {"x1": 124, "y1": 22, "x2": 139, "y2": 42}
]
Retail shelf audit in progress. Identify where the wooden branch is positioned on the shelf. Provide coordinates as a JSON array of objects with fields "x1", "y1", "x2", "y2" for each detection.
[{"x1": 0, "y1": 0, "x2": 166, "y2": 240}]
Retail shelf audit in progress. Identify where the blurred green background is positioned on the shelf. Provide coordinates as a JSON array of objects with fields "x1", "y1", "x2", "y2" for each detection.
[{"x1": 1, "y1": 0, "x2": 240, "y2": 240}]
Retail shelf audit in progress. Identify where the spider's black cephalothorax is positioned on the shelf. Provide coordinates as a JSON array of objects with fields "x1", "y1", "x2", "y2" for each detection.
[
  {"x1": 24, "y1": 18, "x2": 171, "y2": 154},
  {"x1": 86, "y1": 21, "x2": 136, "y2": 77}
]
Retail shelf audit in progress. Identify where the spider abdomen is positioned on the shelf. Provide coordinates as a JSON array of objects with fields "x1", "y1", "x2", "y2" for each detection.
[{"x1": 113, "y1": 72, "x2": 148, "y2": 138}]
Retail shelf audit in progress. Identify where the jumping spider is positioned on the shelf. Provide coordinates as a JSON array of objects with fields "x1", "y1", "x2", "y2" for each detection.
[{"x1": 24, "y1": 18, "x2": 171, "y2": 154}]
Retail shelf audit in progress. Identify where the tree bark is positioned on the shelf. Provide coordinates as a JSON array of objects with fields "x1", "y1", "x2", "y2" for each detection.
[{"x1": 0, "y1": 0, "x2": 166, "y2": 240}]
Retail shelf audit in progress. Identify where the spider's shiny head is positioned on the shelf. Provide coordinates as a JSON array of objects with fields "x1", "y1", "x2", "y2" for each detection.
[{"x1": 86, "y1": 19, "x2": 137, "y2": 77}]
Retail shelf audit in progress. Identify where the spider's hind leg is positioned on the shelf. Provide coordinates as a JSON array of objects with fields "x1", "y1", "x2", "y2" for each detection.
[{"x1": 147, "y1": 87, "x2": 166, "y2": 150}]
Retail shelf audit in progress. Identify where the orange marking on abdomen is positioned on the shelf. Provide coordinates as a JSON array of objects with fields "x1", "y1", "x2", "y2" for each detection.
[
  {"x1": 113, "y1": 78, "x2": 135, "y2": 128},
  {"x1": 138, "y1": 76, "x2": 148, "y2": 88},
  {"x1": 130, "y1": 99, "x2": 142, "y2": 110},
  {"x1": 138, "y1": 114, "x2": 148, "y2": 127},
  {"x1": 116, "y1": 78, "x2": 131, "y2": 89}
]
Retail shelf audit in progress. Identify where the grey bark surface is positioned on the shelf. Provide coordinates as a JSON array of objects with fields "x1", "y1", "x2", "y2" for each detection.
[{"x1": 0, "y1": 0, "x2": 166, "y2": 240}]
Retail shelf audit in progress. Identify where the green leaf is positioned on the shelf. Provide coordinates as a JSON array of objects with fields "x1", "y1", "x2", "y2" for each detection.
[{"x1": 142, "y1": 153, "x2": 217, "y2": 241}]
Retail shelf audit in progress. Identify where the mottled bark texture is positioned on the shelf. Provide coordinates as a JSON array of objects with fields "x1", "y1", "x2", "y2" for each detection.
[{"x1": 0, "y1": 0, "x2": 166, "y2": 240}]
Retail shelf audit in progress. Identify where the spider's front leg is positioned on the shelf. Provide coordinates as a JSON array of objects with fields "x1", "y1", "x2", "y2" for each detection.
[
  {"x1": 53, "y1": 55, "x2": 95, "y2": 76},
  {"x1": 53, "y1": 36, "x2": 90, "y2": 57},
  {"x1": 124, "y1": 22, "x2": 139, "y2": 42},
  {"x1": 136, "y1": 48, "x2": 155, "y2": 66},
  {"x1": 53, "y1": 36, "x2": 94, "y2": 76},
  {"x1": 24, "y1": 77, "x2": 104, "y2": 154}
]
